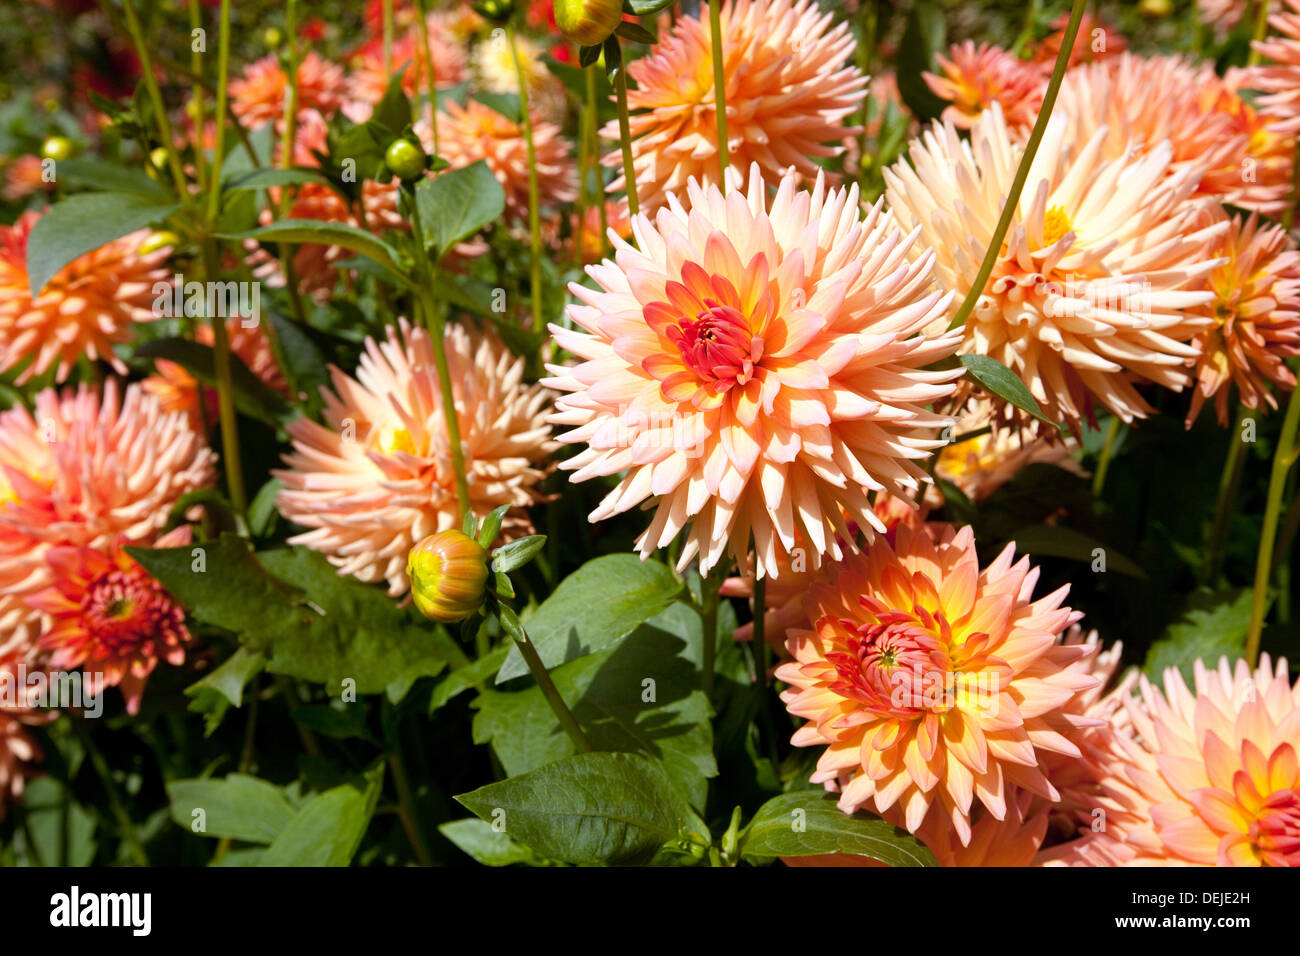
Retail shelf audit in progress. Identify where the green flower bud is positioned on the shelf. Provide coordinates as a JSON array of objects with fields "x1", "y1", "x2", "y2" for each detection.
[
  {"x1": 473, "y1": 0, "x2": 515, "y2": 25},
  {"x1": 264, "y1": 26, "x2": 285, "y2": 49},
  {"x1": 385, "y1": 138, "x2": 427, "y2": 181},
  {"x1": 554, "y1": 0, "x2": 623, "y2": 47},
  {"x1": 40, "y1": 136, "x2": 74, "y2": 162},
  {"x1": 408, "y1": 529, "x2": 489, "y2": 623},
  {"x1": 138, "y1": 230, "x2": 179, "y2": 256}
]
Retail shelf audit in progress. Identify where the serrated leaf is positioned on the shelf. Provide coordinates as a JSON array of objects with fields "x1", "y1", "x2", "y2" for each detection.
[
  {"x1": 740, "y1": 791, "x2": 937, "y2": 866},
  {"x1": 959, "y1": 354, "x2": 1057, "y2": 428},
  {"x1": 1144, "y1": 588, "x2": 1252, "y2": 684},
  {"x1": 455, "y1": 752, "x2": 707, "y2": 866},
  {"x1": 258, "y1": 766, "x2": 383, "y2": 866},
  {"x1": 438, "y1": 818, "x2": 549, "y2": 866},
  {"x1": 495, "y1": 554, "x2": 683, "y2": 682}
]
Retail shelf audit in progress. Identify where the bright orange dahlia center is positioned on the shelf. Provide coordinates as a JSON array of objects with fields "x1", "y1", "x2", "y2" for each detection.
[{"x1": 667, "y1": 299, "x2": 764, "y2": 393}]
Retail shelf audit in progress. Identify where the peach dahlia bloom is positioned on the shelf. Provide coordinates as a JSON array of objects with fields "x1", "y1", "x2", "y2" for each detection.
[
  {"x1": 1084, "y1": 656, "x2": 1300, "y2": 866},
  {"x1": 545, "y1": 165, "x2": 961, "y2": 580},
  {"x1": 431, "y1": 100, "x2": 576, "y2": 225},
  {"x1": 776, "y1": 523, "x2": 1097, "y2": 844},
  {"x1": 1199, "y1": 0, "x2": 1251, "y2": 36},
  {"x1": 1031, "y1": 12, "x2": 1127, "y2": 75},
  {"x1": 3, "y1": 154, "x2": 53, "y2": 202},
  {"x1": 883, "y1": 104, "x2": 1225, "y2": 433},
  {"x1": 230, "y1": 50, "x2": 347, "y2": 129},
  {"x1": 0, "y1": 381, "x2": 215, "y2": 662},
  {"x1": 345, "y1": 13, "x2": 470, "y2": 123},
  {"x1": 473, "y1": 31, "x2": 565, "y2": 123},
  {"x1": 924, "y1": 42, "x2": 1043, "y2": 133},
  {"x1": 1187, "y1": 213, "x2": 1300, "y2": 426},
  {"x1": 275, "y1": 321, "x2": 556, "y2": 597},
  {"x1": 30, "y1": 528, "x2": 194, "y2": 715},
  {"x1": 0, "y1": 210, "x2": 171, "y2": 384},
  {"x1": 1250, "y1": 0, "x2": 1300, "y2": 134},
  {"x1": 603, "y1": 0, "x2": 867, "y2": 215}
]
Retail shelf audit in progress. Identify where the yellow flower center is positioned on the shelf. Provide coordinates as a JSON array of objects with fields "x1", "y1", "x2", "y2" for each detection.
[
  {"x1": 376, "y1": 423, "x2": 419, "y2": 456},
  {"x1": 1040, "y1": 205, "x2": 1074, "y2": 248}
]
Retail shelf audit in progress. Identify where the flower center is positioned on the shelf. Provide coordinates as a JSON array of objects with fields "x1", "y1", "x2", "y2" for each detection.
[
  {"x1": 667, "y1": 299, "x2": 763, "y2": 393},
  {"x1": 376, "y1": 423, "x2": 419, "y2": 456},
  {"x1": 825, "y1": 614, "x2": 951, "y2": 718},
  {"x1": 1039, "y1": 205, "x2": 1074, "y2": 248},
  {"x1": 1250, "y1": 788, "x2": 1300, "y2": 867}
]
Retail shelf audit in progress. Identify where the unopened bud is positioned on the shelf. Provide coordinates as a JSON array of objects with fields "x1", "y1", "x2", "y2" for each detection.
[
  {"x1": 408, "y1": 529, "x2": 489, "y2": 623},
  {"x1": 554, "y1": 0, "x2": 623, "y2": 47},
  {"x1": 138, "y1": 231, "x2": 180, "y2": 255},
  {"x1": 41, "y1": 136, "x2": 75, "y2": 162}
]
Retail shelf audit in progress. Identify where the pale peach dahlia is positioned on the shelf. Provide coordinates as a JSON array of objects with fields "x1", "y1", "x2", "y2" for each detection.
[
  {"x1": 603, "y1": 0, "x2": 867, "y2": 214},
  {"x1": 776, "y1": 523, "x2": 1097, "y2": 845},
  {"x1": 1084, "y1": 656, "x2": 1300, "y2": 866},
  {"x1": 1250, "y1": 0, "x2": 1300, "y2": 134},
  {"x1": 924, "y1": 42, "x2": 1043, "y2": 133},
  {"x1": 1187, "y1": 213, "x2": 1300, "y2": 426},
  {"x1": 884, "y1": 104, "x2": 1225, "y2": 433},
  {"x1": 545, "y1": 165, "x2": 961, "y2": 581},
  {"x1": 275, "y1": 321, "x2": 556, "y2": 597},
  {"x1": 0, "y1": 210, "x2": 171, "y2": 383}
]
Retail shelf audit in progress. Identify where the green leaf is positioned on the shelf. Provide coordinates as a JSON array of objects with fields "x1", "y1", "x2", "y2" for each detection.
[
  {"x1": 471, "y1": 91, "x2": 522, "y2": 123},
  {"x1": 223, "y1": 220, "x2": 405, "y2": 275},
  {"x1": 259, "y1": 766, "x2": 384, "y2": 866},
  {"x1": 430, "y1": 647, "x2": 507, "y2": 714},
  {"x1": 1145, "y1": 588, "x2": 1252, "y2": 684},
  {"x1": 247, "y1": 477, "x2": 283, "y2": 538},
  {"x1": 1008, "y1": 524, "x2": 1147, "y2": 579},
  {"x1": 438, "y1": 818, "x2": 550, "y2": 866},
  {"x1": 184, "y1": 647, "x2": 266, "y2": 735},
  {"x1": 474, "y1": 606, "x2": 717, "y2": 809},
  {"x1": 959, "y1": 355, "x2": 1057, "y2": 428},
  {"x1": 415, "y1": 161, "x2": 506, "y2": 258},
  {"x1": 292, "y1": 703, "x2": 375, "y2": 742},
  {"x1": 53, "y1": 157, "x2": 169, "y2": 198},
  {"x1": 19, "y1": 778, "x2": 97, "y2": 867},
  {"x1": 495, "y1": 554, "x2": 683, "y2": 682},
  {"x1": 491, "y1": 535, "x2": 546, "y2": 573},
  {"x1": 370, "y1": 64, "x2": 414, "y2": 138},
  {"x1": 222, "y1": 167, "x2": 333, "y2": 192},
  {"x1": 624, "y1": 0, "x2": 676, "y2": 14},
  {"x1": 740, "y1": 791, "x2": 937, "y2": 866},
  {"x1": 895, "y1": 0, "x2": 949, "y2": 124},
  {"x1": 27, "y1": 191, "x2": 180, "y2": 296},
  {"x1": 476, "y1": 504, "x2": 510, "y2": 548},
  {"x1": 454, "y1": 752, "x2": 707, "y2": 866},
  {"x1": 544, "y1": 56, "x2": 615, "y2": 123},
  {"x1": 134, "y1": 338, "x2": 296, "y2": 426},
  {"x1": 615, "y1": 21, "x2": 657, "y2": 44},
  {"x1": 167, "y1": 774, "x2": 297, "y2": 844}
]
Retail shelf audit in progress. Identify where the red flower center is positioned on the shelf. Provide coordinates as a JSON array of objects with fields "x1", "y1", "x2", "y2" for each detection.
[
  {"x1": 82, "y1": 568, "x2": 186, "y2": 655},
  {"x1": 1251, "y1": 788, "x2": 1300, "y2": 867},
  {"x1": 667, "y1": 299, "x2": 763, "y2": 393},
  {"x1": 826, "y1": 612, "x2": 952, "y2": 718}
]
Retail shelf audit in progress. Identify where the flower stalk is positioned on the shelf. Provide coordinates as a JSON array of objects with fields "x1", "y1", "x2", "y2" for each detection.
[
  {"x1": 707, "y1": 0, "x2": 730, "y2": 183},
  {"x1": 613, "y1": 43, "x2": 639, "y2": 218},
  {"x1": 507, "y1": 21, "x2": 544, "y2": 330}
]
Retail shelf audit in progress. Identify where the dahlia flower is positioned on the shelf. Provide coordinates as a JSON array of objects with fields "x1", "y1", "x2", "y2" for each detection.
[
  {"x1": 924, "y1": 42, "x2": 1043, "y2": 133},
  {"x1": 1250, "y1": 0, "x2": 1300, "y2": 133},
  {"x1": 230, "y1": 50, "x2": 347, "y2": 129},
  {"x1": 883, "y1": 104, "x2": 1225, "y2": 432},
  {"x1": 545, "y1": 165, "x2": 961, "y2": 580},
  {"x1": 1199, "y1": 0, "x2": 1251, "y2": 35},
  {"x1": 0, "y1": 210, "x2": 171, "y2": 383},
  {"x1": 1031, "y1": 12, "x2": 1127, "y2": 74},
  {"x1": 345, "y1": 13, "x2": 470, "y2": 124},
  {"x1": 431, "y1": 99, "x2": 576, "y2": 224},
  {"x1": 275, "y1": 321, "x2": 555, "y2": 597},
  {"x1": 1083, "y1": 655, "x2": 1300, "y2": 866},
  {"x1": 3, "y1": 154, "x2": 53, "y2": 202},
  {"x1": 0, "y1": 380, "x2": 216, "y2": 661},
  {"x1": 1187, "y1": 213, "x2": 1300, "y2": 426},
  {"x1": 474, "y1": 30, "x2": 565, "y2": 122},
  {"x1": 602, "y1": 0, "x2": 867, "y2": 214},
  {"x1": 29, "y1": 528, "x2": 194, "y2": 715},
  {"x1": 776, "y1": 522, "x2": 1097, "y2": 844}
]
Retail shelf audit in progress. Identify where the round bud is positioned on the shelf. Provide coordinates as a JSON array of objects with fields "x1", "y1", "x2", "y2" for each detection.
[
  {"x1": 149, "y1": 147, "x2": 170, "y2": 170},
  {"x1": 264, "y1": 26, "x2": 285, "y2": 49},
  {"x1": 138, "y1": 231, "x2": 180, "y2": 256},
  {"x1": 384, "y1": 138, "x2": 427, "y2": 181},
  {"x1": 40, "y1": 136, "x2": 74, "y2": 162},
  {"x1": 408, "y1": 530, "x2": 490, "y2": 623},
  {"x1": 1138, "y1": 0, "x2": 1172, "y2": 15},
  {"x1": 553, "y1": 0, "x2": 623, "y2": 47}
]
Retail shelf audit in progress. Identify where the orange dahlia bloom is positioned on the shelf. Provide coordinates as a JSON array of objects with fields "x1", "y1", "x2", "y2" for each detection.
[
  {"x1": 29, "y1": 528, "x2": 194, "y2": 715},
  {"x1": 345, "y1": 13, "x2": 470, "y2": 124},
  {"x1": 0, "y1": 210, "x2": 171, "y2": 384},
  {"x1": 924, "y1": 42, "x2": 1043, "y2": 133},
  {"x1": 431, "y1": 99, "x2": 576, "y2": 225},
  {"x1": 275, "y1": 321, "x2": 556, "y2": 596},
  {"x1": 0, "y1": 381, "x2": 216, "y2": 662},
  {"x1": 1031, "y1": 12, "x2": 1127, "y2": 74},
  {"x1": 884, "y1": 104, "x2": 1225, "y2": 433},
  {"x1": 602, "y1": 0, "x2": 867, "y2": 214},
  {"x1": 1083, "y1": 655, "x2": 1300, "y2": 866},
  {"x1": 3, "y1": 154, "x2": 54, "y2": 202},
  {"x1": 776, "y1": 523, "x2": 1097, "y2": 844},
  {"x1": 1187, "y1": 213, "x2": 1300, "y2": 426},
  {"x1": 545, "y1": 165, "x2": 961, "y2": 580},
  {"x1": 1250, "y1": 0, "x2": 1300, "y2": 134},
  {"x1": 230, "y1": 50, "x2": 347, "y2": 129}
]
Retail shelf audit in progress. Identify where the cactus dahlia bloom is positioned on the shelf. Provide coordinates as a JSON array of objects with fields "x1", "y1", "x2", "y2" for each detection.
[
  {"x1": 29, "y1": 527, "x2": 194, "y2": 716},
  {"x1": 473, "y1": 31, "x2": 565, "y2": 123},
  {"x1": 1250, "y1": 0, "x2": 1300, "y2": 134},
  {"x1": 1082, "y1": 656, "x2": 1300, "y2": 866},
  {"x1": 0, "y1": 210, "x2": 171, "y2": 384},
  {"x1": 230, "y1": 51, "x2": 347, "y2": 129},
  {"x1": 545, "y1": 165, "x2": 961, "y2": 580},
  {"x1": 776, "y1": 523, "x2": 1096, "y2": 845},
  {"x1": 275, "y1": 321, "x2": 556, "y2": 597},
  {"x1": 1031, "y1": 12, "x2": 1127, "y2": 75},
  {"x1": 603, "y1": 0, "x2": 867, "y2": 215},
  {"x1": 0, "y1": 381, "x2": 216, "y2": 662},
  {"x1": 432, "y1": 100, "x2": 577, "y2": 225},
  {"x1": 923, "y1": 42, "x2": 1043, "y2": 134},
  {"x1": 883, "y1": 104, "x2": 1225, "y2": 433},
  {"x1": 1187, "y1": 213, "x2": 1300, "y2": 427}
]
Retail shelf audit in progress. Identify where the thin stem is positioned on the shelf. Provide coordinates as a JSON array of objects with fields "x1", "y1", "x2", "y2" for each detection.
[
  {"x1": 1246, "y1": 374, "x2": 1300, "y2": 665},
  {"x1": 382, "y1": 0, "x2": 394, "y2": 78},
  {"x1": 413, "y1": 0, "x2": 440, "y2": 150},
  {"x1": 1203, "y1": 405, "x2": 1250, "y2": 585},
  {"x1": 700, "y1": 569, "x2": 720, "y2": 698},
  {"x1": 384, "y1": 707, "x2": 434, "y2": 868},
  {"x1": 187, "y1": 0, "x2": 207, "y2": 194},
  {"x1": 120, "y1": 0, "x2": 188, "y2": 193},
  {"x1": 1091, "y1": 416, "x2": 1121, "y2": 498},
  {"x1": 513, "y1": 621, "x2": 593, "y2": 753},
  {"x1": 1248, "y1": 0, "x2": 1273, "y2": 67},
  {"x1": 707, "y1": 0, "x2": 730, "y2": 184},
  {"x1": 73, "y1": 719, "x2": 148, "y2": 866},
  {"x1": 205, "y1": 0, "x2": 232, "y2": 224},
  {"x1": 213, "y1": 676, "x2": 261, "y2": 863},
  {"x1": 277, "y1": 0, "x2": 300, "y2": 217},
  {"x1": 202, "y1": 239, "x2": 247, "y2": 512},
  {"x1": 507, "y1": 23, "x2": 543, "y2": 330},
  {"x1": 946, "y1": 0, "x2": 1088, "y2": 332},
  {"x1": 614, "y1": 47, "x2": 639, "y2": 218},
  {"x1": 1014, "y1": 0, "x2": 1042, "y2": 58}
]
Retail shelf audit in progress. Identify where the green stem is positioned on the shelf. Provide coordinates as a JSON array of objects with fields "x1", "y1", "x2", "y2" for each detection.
[
  {"x1": 382, "y1": 0, "x2": 394, "y2": 78},
  {"x1": 1091, "y1": 416, "x2": 1121, "y2": 498},
  {"x1": 73, "y1": 719, "x2": 148, "y2": 866},
  {"x1": 513, "y1": 621, "x2": 593, "y2": 753},
  {"x1": 414, "y1": 0, "x2": 440, "y2": 149},
  {"x1": 384, "y1": 705, "x2": 434, "y2": 868},
  {"x1": 277, "y1": 0, "x2": 300, "y2": 217},
  {"x1": 707, "y1": 0, "x2": 730, "y2": 184},
  {"x1": 1246, "y1": 375, "x2": 1300, "y2": 665},
  {"x1": 614, "y1": 46, "x2": 639, "y2": 218},
  {"x1": 1248, "y1": 0, "x2": 1273, "y2": 67},
  {"x1": 946, "y1": 0, "x2": 1088, "y2": 332},
  {"x1": 187, "y1": 0, "x2": 207, "y2": 195},
  {"x1": 507, "y1": 22, "x2": 543, "y2": 330},
  {"x1": 1013, "y1": 0, "x2": 1041, "y2": 58},
  {"x1": 700, "y1": 570, "x2": 720, "y2": 698},
  {"x1": 202, "y1": 239, "x2": 246, "y2": 512},
  {"x1": 1203, "y1": 405, "x2": 1250, "y2": 585},
  {"x1": 213, "y1": 676, "x2": 261, "y2": 863},
  {"x1": 120, "y1": 0, "x2": 188, "y2": 193}
]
